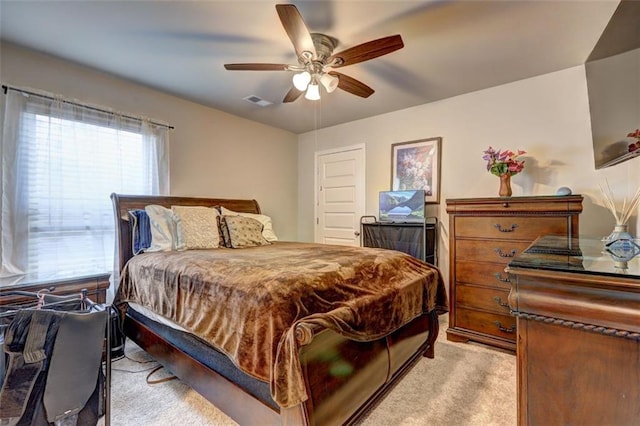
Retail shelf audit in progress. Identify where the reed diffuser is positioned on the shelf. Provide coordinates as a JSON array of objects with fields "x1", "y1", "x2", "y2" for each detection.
[{"x1": 599, "y1": 180, "x2": 640, "y2": 242}]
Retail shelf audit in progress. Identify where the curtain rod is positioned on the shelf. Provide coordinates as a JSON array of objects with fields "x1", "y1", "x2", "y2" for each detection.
[{"x1": 2, "y1": 84, "x2": 175, "y2": 130}]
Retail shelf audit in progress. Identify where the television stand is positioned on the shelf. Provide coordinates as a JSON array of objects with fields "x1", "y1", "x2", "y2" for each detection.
[{"x1": 360, "y1": 216, "x2": 437, "y2": 265}]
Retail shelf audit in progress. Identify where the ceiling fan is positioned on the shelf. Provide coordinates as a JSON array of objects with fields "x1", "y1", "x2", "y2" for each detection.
[{"x1": 224, "y1": 4, "x2": 404, "y2": 103}]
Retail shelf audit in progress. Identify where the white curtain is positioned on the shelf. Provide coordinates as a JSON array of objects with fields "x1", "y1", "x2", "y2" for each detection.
[{"x1": 1, "y1": 88, "x2": 169, "y2": 279}]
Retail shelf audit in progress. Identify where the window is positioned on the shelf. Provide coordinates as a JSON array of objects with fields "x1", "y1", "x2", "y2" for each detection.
[{"x1": 1, "y1": 88, "x2": 169, "y2": 278}]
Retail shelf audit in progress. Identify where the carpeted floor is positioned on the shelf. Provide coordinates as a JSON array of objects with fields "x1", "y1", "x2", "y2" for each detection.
[{"x1": 99, "y1": 315, "x2": 516, "y2": 425}]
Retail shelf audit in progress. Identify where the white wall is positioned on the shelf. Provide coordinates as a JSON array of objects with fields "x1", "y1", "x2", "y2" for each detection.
[
  {"x1": 1, "y1": 42, "x2": 299, "y2": 240},
  {"x1": 298, "y1": 66, "x2": 640, "y2": 285}
]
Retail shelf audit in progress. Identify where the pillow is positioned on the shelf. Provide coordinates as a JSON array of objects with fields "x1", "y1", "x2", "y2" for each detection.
[
  {"x1": 221, "y1": 215, "x2": 270, "y2": 248},
  {"x1": 220, "y1": 207, "x2": 278, "y2": 242},
  {"x1": 145, "y1": 205, "x2": 178, "y2": 252},
  {"x1": 128, "y1": 209, "x2": 152, "y2": 255},
  {"x1": 171, "y1": 206, "x2": 220, "y2": 250},
  {"x1": 217, "y1": 215, "x2": 232, "y2": 248}
]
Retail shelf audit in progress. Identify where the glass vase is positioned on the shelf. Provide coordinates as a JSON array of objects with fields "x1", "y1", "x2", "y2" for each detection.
[{"x1": 603, "y1": 223, "x2": 634, "y2": 243}]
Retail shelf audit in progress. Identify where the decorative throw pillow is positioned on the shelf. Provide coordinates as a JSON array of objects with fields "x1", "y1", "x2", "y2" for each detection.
[
  {"x1": 171, "y1": 205, "x2": 220, "y2": 250},
  {"x1": 220, "y1": 207, "x2": 278, "y2": 242},
  {"x1": 129, "y1": 209, "x2": 152, "y2": 255},
  {"x1": 145, "y1": 205, "x2": 178, "y2": 252},
  {"x1": 217, "y1": 215, "x2": 232, "y2": 248},
  {"x1": 222, "y1": 215, "x2": 270, "y2": 248}
]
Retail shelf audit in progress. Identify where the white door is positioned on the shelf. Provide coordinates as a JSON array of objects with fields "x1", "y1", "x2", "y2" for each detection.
[{"x1": 315, "y1": 145, "x2": 365, "y2": 246}]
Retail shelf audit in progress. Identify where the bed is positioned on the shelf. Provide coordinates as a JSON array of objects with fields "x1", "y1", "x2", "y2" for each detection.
[{"x1": 111, "y1": 193, "x2": 448, "y2": 425}]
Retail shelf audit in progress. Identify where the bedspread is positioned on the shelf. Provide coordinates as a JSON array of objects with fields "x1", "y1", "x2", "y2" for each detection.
[{"x1": 115, "y1": 241, "x2": 447, "y2": 408}]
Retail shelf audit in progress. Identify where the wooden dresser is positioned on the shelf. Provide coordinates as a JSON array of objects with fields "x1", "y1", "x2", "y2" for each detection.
[
  {"x1": 445, "y1": 195, "x2": 582, "y2": 351},
  {"x1": 0, "y1": 272, "x2": 110, "y2": 306},
  {"x1": 507, "y1": 236, "x2": 640, "y2": 425}
]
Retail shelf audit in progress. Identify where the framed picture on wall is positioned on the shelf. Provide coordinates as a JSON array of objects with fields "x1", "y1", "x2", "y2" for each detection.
[{"x1": 391, "y1": 137, "x2": 442, "y2": 204}]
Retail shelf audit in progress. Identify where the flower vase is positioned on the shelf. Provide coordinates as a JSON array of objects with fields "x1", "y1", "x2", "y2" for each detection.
[{"x1": 498, "y1": 174, "x2": 512, "y2": 197}]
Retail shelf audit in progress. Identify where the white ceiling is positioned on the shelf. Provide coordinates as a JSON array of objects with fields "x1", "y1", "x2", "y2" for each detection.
[{"x1": 0, "y1": 1, "x2": 620, "y2": 134}]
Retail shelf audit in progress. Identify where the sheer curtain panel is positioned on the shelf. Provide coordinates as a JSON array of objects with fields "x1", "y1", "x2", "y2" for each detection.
[{"x1": 1, "y1": 88, "x2": 169, "y2": 279}]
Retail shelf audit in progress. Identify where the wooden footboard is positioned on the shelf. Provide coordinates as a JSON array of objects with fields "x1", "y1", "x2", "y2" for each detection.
[
  {"x1": 123, "y1": 308, "x2": 439, "y2": 426},
  {"x1": 297, "y1": 311, "x2": 439, "y2": 425},
  {"x1": 123, "y1": 311, "x2": 282, "y2": 425}
]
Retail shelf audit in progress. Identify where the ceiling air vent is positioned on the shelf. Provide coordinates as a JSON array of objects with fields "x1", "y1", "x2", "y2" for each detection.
[{"x1": 243, "y1": 95, "x2": 272, "y2": 107}]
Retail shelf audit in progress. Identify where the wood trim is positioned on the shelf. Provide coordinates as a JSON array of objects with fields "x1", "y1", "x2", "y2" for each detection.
[
  {"x1": 516, "y1": 316, "x2": 528, "y2": 426},
  {"x1": 512, "y1": 311, "x2": 640, "y2": 341}
]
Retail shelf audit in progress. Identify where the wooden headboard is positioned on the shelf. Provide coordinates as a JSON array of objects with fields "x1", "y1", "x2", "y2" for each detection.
[{"x1": 110, "y1": 193, "x2": 261, "y2": 276}]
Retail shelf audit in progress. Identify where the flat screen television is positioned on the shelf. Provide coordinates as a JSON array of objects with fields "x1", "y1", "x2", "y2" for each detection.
[
  {"x1": 586, "y1": 0, "x2": 640, "y2": 169},
  {"x1": 379, "y1": 190, "x2": 425, "y2": 223}
]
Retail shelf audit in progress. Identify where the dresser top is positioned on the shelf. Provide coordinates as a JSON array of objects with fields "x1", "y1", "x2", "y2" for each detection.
[
  {"x1": 508, "y1": 235, "x2": 640, "y2": 279},
  {"x1": 0, "y1": 271, "x2": 111, "y2": 290},
  {"x1": 446, "y1": 195, "x2": 583, "y2": 204}
]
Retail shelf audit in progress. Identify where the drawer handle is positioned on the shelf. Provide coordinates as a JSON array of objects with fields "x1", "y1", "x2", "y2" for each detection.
[
  {"x1": 494, "y1": 273, "x2": 511, "y2": 283},
  {"x1": 493, "y1": 296, "x2": 509, "y2": 308},
  {"x1": 495, "y1": 248, "x2": 517, "y2": 258},
  {"x1": 494, "y1": 223, "x2": 518, "y2": 233},
  {"x1": 494, "y1": 321, "x2": 515, "y2": 334}
]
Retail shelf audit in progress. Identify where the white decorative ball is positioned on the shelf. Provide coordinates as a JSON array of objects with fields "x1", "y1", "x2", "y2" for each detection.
[{"x1": 556, "y1": 187, "x2": 572, "y2": 196}]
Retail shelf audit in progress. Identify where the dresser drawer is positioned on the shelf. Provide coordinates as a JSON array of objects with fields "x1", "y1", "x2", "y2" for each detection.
[
  {"x1": 455, "y1": 307, "x2": 517, "y2": 341},
  {"x1": 455, "y1": 260, "x2": 512, "y2": 290},
  {"x1": 456, "y1": 284, "x2": 511, "y2": 315},
  {"x1": 455, "y1": 216, "x2": 569, "y2": 240},
  {"x1": 456, "y1": 239, "x2": 531, "y2": 264}
]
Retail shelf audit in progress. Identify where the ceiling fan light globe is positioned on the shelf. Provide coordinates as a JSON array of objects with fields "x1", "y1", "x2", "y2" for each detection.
[
  {"x1": 320, "y1": 73, "x2": 339, "y2": 93},
  {"x1": 292, "y1": 71, "x2": 311, "y2": 91},
  {"x1": 305, "y1": 83, "x2": 321, "y2": 101}
]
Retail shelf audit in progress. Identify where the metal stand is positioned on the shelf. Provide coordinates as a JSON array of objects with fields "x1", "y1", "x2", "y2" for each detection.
[
  {"x1": 360, "y1": 215, "x2": 438, "y2": 265},
  {"x1": 0, "y1": 289, "x2": 111, "y2": 426}
]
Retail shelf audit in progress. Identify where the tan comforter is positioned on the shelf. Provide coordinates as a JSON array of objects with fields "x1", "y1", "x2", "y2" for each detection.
[{"x1": 115, "y1": 241, "x2": 447, "y2": 408}]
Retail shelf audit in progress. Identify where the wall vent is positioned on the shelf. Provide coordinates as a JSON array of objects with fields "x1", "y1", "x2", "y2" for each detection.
[{"x1": 243, "y1": 95, "x2": 272, "y2": 107}]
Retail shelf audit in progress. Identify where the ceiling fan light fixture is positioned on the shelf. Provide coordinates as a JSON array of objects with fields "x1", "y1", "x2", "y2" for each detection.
[
  {"x1": 320, "y1": 73, "x2": 339, "y2": 93},
  {"x1": 305, "y1": 82, "x2": 321, "y2": 101},
  {"x1": 292, "y1": 71, "x2": 311, "y2": 91}
]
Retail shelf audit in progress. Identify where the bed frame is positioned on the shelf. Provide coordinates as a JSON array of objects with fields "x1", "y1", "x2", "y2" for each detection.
[{"x1": 111, "y1": 193, "x2": 441, "y2": 425}]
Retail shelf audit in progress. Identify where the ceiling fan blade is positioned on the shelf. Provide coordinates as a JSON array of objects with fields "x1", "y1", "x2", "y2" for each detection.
[
  {"x1": 328, "y1": 35, "x2": 404, "y2": 68},
  {"x1": 329, "y1": 72, "x2": 374, "y2": 98},
  {"x1": 276, "y1": 4, "x2": 317, "y2": 60},
  {"x1": 283, "y1": 86, "x2": 304, "y2": 103},
  {"x1": 224, "y1": 63, "x2": 289, "y2": 71}
]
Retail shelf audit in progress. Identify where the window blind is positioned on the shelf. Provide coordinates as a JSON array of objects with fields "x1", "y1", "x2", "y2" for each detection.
[{"x1": 1, "y1": 88, "x2": 169, "y2": 278}]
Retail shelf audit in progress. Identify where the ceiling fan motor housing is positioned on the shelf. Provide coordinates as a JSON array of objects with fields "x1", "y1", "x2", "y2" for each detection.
[{"x1": 309, "y1": 33, "x2": 339, "y2": 62}]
